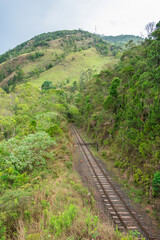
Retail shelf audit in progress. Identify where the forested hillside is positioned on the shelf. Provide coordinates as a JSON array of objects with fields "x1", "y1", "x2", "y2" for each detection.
[{"x1": 72, "y1": 22, "x2": 160, "y2": 208}]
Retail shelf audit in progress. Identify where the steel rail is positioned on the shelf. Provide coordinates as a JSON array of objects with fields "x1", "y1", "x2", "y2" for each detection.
[
  {"x1": 72, "y1": 125, "x2": 158, "y2": 240},
  {"x1": 72, "y1": 125, "x2": 128, "y2": 230}
]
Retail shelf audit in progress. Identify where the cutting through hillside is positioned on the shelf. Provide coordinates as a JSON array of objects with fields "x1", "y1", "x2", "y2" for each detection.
[{"x1": 72, "y1": 125, "x2": 160, "y2": 240}]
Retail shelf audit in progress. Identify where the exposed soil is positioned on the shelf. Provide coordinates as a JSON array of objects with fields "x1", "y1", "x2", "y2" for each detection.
[
  {"x1": 0, "y1": 54, "x2": 28, "y2": 72},
  {"x1": 0, "y1": 54, "x2": 28, "y2": 87}
]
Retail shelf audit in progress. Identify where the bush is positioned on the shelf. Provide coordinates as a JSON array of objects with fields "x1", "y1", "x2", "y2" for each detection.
[
  {"x1": 46, "y1": 124, "x2": 62, "y2": 137},
  {"x1": 27, "y1": 52, "x2": 44, "y2": 61},
  {"x1": 41, "y1": 81, "x2": 54, "y2": 91},
  {"x1": 35, "y1": 112, "x2": 64, "y2": 134},
  {"x1": 0, "y1": 132, "x2": 55, "y2": 173},
  {"x1": 152, "y1": 172, "x2": 160, "y2": 197},
  {"x1": 45, "y1": 63, "x2": 53, "y2": 70},
  {"x1": 0, "y1": 221, "x2": 6, "y2": 240},
  {"x1": 49, "y1": 204, "x2": 78, "y2": 236}
]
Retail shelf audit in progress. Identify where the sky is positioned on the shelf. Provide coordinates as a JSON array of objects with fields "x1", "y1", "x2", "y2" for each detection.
[{"x1": 0, "y1": 0, "x2": 160, "y2": 54}]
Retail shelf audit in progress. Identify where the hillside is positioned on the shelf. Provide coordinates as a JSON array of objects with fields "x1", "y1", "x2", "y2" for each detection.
[
  {"x1": 0, "y1": 31, "x2": 144, "y2": 92},
  {"x1": 0, "y1": 30, "x2": 127, "y2": 240},
  {"x1": 71, "y1": 22, "x2": 160, "y2": 221},
  {"x1": 0, "y1": 83, "x2": 125, "y2": 239},
  {"x1": 0, "y1": 30, "x2": 120, "y2": 92}
]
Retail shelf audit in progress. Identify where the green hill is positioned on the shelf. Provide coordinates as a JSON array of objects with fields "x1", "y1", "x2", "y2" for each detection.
[
  {"x1": 1, "y1": 31, "x2": 143, "y2": 92},
  {"x1": 0, "y1": 30, "x2": 120, "y2": 92}
]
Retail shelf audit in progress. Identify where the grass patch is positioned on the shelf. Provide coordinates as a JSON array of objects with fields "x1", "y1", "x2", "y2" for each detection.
[
  {"x1": 29, "y1": 48, "x2": 118, "y2": 88},
  {"x1": 0, "y1": 172, "x2": 119, "y2": 240}
]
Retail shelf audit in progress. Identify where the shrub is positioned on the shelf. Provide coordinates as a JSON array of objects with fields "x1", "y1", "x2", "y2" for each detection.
[
  {"x1": 35, "y1": 112, "x2": 64, "y2": 135},
  {"x1": 0, "y1": 221, "x2": 6, "y2": 240},
  {"x1": 27, "y1": 52, "x2": 44, "y2": 61},
  {"x1": 152, "y1": 172, "x2": 160, "y2": 197},
  {"x1": 46, "y1": 124, "x2": 62, "y2": 137},
  {"x1": 45, "y1": 63, "x2": 53, "y2": 70},
  {"x1": 0, "y1": 132, "x2": 55, "y2": 173},
  {"x1": 41, "y1": 81, "x2": 54, "y2": 91},
  {"x1": 49, "y1": 204, "x2": 77, "y2": 236}
]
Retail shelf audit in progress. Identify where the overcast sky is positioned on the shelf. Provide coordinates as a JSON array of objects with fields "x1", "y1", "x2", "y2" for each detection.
[{"x1": 0, "y1": 0, "x2": 160, "y2": 54}]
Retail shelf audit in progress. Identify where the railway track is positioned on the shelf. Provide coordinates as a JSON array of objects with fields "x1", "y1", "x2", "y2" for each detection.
[{"x1": 72, "y1": 125, "x2": 160, "y2": 240}]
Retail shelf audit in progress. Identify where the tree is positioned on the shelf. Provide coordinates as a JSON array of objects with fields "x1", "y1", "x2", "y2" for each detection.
[
  {"x1": 41, "y1": 81, "x2": 54, "y2": 91},
  {"x1": 125, "y1": 40, "x2": 135, "y2": 49},
  {"x1": 151, "y1": 21, "x2": 160, "y2": 40},
  {"x1": 145, "y1": 22, "x2": 156, "y2": 38},
  {"x1": 13, "y1": 67, "x2": 25, "y2": 84},
  {"x1": 71, "y1": 81, "x2": 77, "y2": 92},
  {"x1": 103, "y1": 77, "x2": 121, "y2": 113}
]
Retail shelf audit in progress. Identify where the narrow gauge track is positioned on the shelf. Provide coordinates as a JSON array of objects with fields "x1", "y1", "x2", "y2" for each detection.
[{"x1": 72, "y1": 125, "x2": 159, "y2": 240}]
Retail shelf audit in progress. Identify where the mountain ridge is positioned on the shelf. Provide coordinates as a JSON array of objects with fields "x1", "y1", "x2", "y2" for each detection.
[
  {"x1": 0, "y1": 30, "x2": 142, "y2": 63},
  {"x1": 0, "y1": 30, "x2": 119, "y2": 92}
]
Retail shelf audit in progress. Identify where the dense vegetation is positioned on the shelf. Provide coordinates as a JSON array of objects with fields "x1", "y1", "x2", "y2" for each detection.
[
  {"x1": 0, "y1": 83, "x2": 123, "y2": 240},
  {"x1": 72, "y1": 22, "x2": 160, "y2": 202},
  {"x1": 0, "y1": 82, "x2": 139, "y2": 240}
]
